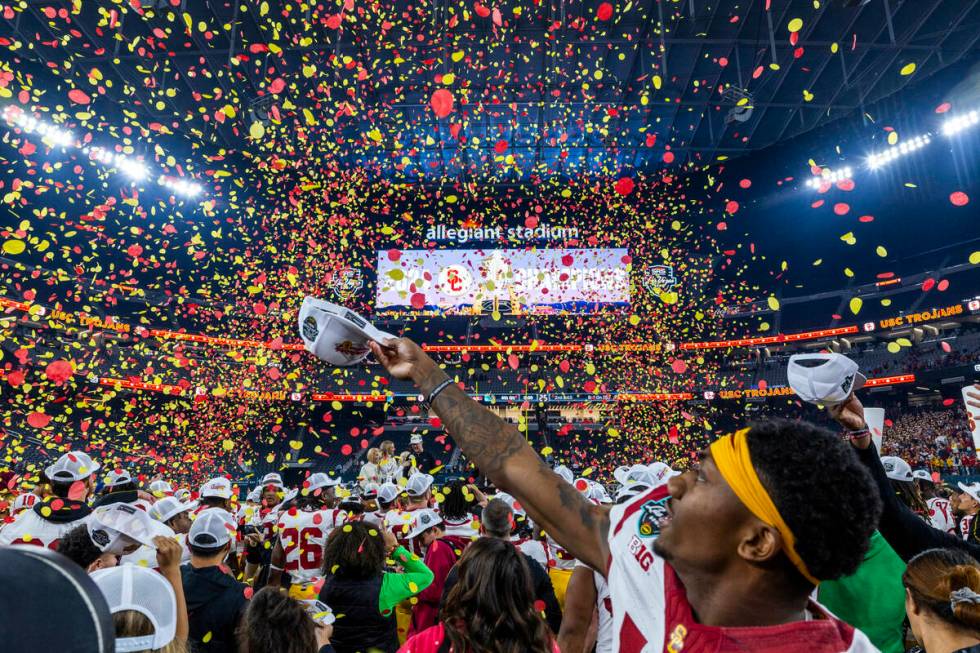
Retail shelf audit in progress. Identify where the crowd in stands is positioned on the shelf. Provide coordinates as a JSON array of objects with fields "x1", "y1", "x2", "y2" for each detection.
[
  {"x1": 3, "y1": 336, "x2": 980, "y2": 653},
  {"x1": 881, "y1": 409, "x2": 977, "y2": 475}
]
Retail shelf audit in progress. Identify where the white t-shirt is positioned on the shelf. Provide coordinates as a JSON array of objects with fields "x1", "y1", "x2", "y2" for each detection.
[
  {"x1": 927, "y1": 497, "x2": 956, "y2": 534},
  {"x1": 606, "y1": 485, "x2": 879, "y2": 653},
  {"x1": 516, "y1": 538, "x2": 549, "y2": 569},
  {"x1": 277, "y1": 507, "x2": 346, "y2": 585},
  {"x1": 546, "y1": 535, "x2": 577, "y2": 570}
]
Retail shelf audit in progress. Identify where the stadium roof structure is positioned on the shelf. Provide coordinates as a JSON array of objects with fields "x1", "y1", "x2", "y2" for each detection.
[{"x1": 2, "y1": 0, "x2": 978, "y2": 182}]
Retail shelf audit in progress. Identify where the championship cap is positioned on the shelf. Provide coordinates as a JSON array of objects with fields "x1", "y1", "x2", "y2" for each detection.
[
  {"x1": 103, "y1": 468, "x2": 132, "y2": 488},
  {"x1": 554, "y1": 464, "x2": 574, "y2": 484},
  {"x1": 187, "y1": 508, "x2": 236, "y2": 550},
  {"x1": 361, "y1": 483, "x2": 380, "y2": 499},
  {"x1": 615, "y1": 483, "x2": 651, "y2": 504},
  {"x1": 495, "y1": 491, "x2": 526, "y2": 517},
  {"x1": 302, "y1": 472, "x2": 340, "y2": 495},
  {"x1": 880, "y1": 456, "x2": 913, "y2": 482},
  {"x1": 174, "y1": 488, "x2": 192, "y2": 502},
  {"x1": 959, "y1": 482, "x2": 980, "y2": 504},
  {"x1": 912, "y1": 469, "x2": 935, "y2": 483},
  {"x1": 787, "y1": 353, "x2": 866, "y2": 405},
  {"x1": 45, "y1": 451, "x2": 101, "y2": 483},
  {"x1": 410, "y1": 434, "x2": 423, "y2": 445},
  {"x1": 406, "y1": 508, "x2": 443, "y2": 540},
  {"x1": 377, "y1": 482, "x2": 402, "y2": 504},
  {"x1": 87, "y1": 504, "x2": 157, "y2": 555},
  {"x1": 91, "y1": 565, "x2": 177, "y2": 653},
  {"x1": 0, "y1": 546, "x2": 115, "y2": 653},
  {"x1": 148, "y1": 480, "x2": 174, "y2": 497},
  {"x1": 260, "y1": 472, "x2": 285, "y2": 489},
  {"x1": 647, "y1": 462, "x2": 682, "y2": 486},
  {"x1": 200, "y1": 476, "x2": 233, "y2": 500},
  {"x1": 298, "y1": 297, "x2": 395, "y2": 366},
  {"x1": 148, "y1": 496, "x2": 194, "y2": 524}
]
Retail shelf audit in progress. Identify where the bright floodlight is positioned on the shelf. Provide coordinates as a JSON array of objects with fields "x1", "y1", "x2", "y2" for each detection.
[
  {"x1": 159, "y1": 175, "x2": 203, "y2": 197},
  {"x1": 805, "y1": 166, "x2": 854, "y2": 189},
  {"x1": 941, "y1": 109, "x2": 980, "y2": 137},
  {"x1": 867, "y1": 133, "x2": 931, "y2": 170},
  {"x1": 116, "y1": 156, "x2": 149, "y2": 181}
]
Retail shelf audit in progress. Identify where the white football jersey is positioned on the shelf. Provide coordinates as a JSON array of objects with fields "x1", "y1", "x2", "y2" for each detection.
[
  {"x1": 606, "y1": 485, "x2": 878, "y2": 653},
  {"x1": 927, "y1": 497, "x2": 956, "y2": 534},
  {"x1": 277, "y1": 508, "x2": 346, "y2": 585},
  {"x1": 546, "y1": 535, "x2": 577, "y2": 570},
  {"x1": 0, "y1": 509, "x2": 88, "y2": 549},
  {"x1": 442, "y1": 515, "x2": 479, "y2": 539},
  {"x1": 515, "y1": 538, "x2": 549, "y2": 569},
  {"x1": 363, "y1": 509, "x2": 388, "y2": 528}
]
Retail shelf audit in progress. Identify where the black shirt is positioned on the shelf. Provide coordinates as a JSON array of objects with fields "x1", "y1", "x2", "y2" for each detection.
[{"x1": 181, "y1": 564, "x2": 250, "y2": 653}]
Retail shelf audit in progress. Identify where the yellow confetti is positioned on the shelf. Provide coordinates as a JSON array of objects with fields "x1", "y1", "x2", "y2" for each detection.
[
  {"x1": 900, "y1": 62, "x2": 916, "y2": 76},
  {"x1": 2, "y1": 239, "x2": 25, "y2": 255},
  {"x1": 849, "y1": 297, "x2": 863, "y2": 315},
  {"x1": 787, "y1": 18, "x2": 803, "y2": 32}
]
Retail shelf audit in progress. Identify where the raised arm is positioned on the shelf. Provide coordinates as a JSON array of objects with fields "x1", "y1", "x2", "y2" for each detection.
[
  {"x1": 829, "y1": 394, "x2": 980, "y2": 561},
  {"x1": 369, "y1": 338, "x2": 610, "y2": 572}
]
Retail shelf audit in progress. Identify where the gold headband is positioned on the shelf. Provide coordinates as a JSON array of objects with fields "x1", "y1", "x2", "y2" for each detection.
[{"x1": 710, "y1": 428, "x2": 820, "y2": 586}]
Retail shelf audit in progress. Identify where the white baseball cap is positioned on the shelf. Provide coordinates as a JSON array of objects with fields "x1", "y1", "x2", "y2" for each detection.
[
  {"x1": 87, "y1": 504, "x2": 157, "y2": 555},
  {"x1": 410, "y1": 434, "x2": 423, "y2": 445},
  {"x1": 787, "y1": 353, "x2": 866, "y2": 405},
  {"x1": 615, "y1": 483, "x2": 651, "y2": 503},
  {"x1": 260, "y1": 472, "x2": 285, "y2": 489},
  {"x1": 494, "y1": 491, "x2": 526, "y2": 517},
  {"x1": 200, "y1": 476, "x2": 233, "y2": 500},
  {"x1": 174, "y1": 489, "x2": 192, "y2": 502},
  {"x1": 612, "y1": 466, "x2": 632, "y2": 485},
  {"x1": 91, "y1": 565, "x2": 177, "y2": 653},
  {"x1": 148, "y1": 480, "x2": 174, "y2": 497},
  {"x1": 361, "y1": 483, "x2": 380, "y2": 498},
  {"x1": 103, "y1": 468, "x2": 132, "y2": 488},
  {"x1": 912, "y1": 469, "x2": 935, "y2": 483},
  {"x1": 188, "y1": 508, "x2": 237, "y2": 550},
  {"x1": 405, "y1": 472, "x2": 434, "y2": 497},
  {"x1": 45, "y1": 451, "x2": 101, "y2": 483},
  {"x1": 406, "y1": 508, "x2": 443, "y2": 540},
  {"x1": 298, "y1": 297, "x2": 395, "y2": 366},
  {"x1": 647, "y1": 462, "x2": 681, "y2": 486},
  {"x1": 377, "y1": 482, "x2": 402, "y2": 504},
  {"x1": 960, "y1": 482, "x2": 980, "y2": 503},
  {"x1": 148, "y1": 496, "x2": 194, "y2": 524},
  {"x1": 881, "y1": 456, "x2": 913, "y2": 482},
  {"x1": 302, "y1": 472, "x2": 340, "y2": 495}
]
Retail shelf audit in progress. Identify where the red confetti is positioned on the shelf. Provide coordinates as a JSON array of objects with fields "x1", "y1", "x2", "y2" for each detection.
[
  {"x1": 833, "y1": 202, "x2": 850, "y2": 215},
  {"x1": 596, "y1": 2, "x2": 613, "y2": 21},
  {"x1": 614, "y1": 177, "x2": 635, "y2": 196},
  {"x1": 430, "y1": 89, "x2": 454, "y2": 118},
  {"x1": 45, "y1": 359, "x2": 73, "y2": 385},
  {"x1": 27, "y1": 412, "x2": 51, "y2": 428},
  {"x1": 67, "y1": 89, "x2": 90, "y2": 105},
  {"x1": 410, "y1": 293, "x2": 426, "y2": 309},
  {"x1": 950, "y1": 191, "x2": 969, "y2": 206}
]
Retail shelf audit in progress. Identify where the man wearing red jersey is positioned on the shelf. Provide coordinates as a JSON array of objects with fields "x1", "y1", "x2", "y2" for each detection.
[{"x1": 368, "y1": 338, "x2": 882, "y2": 653}]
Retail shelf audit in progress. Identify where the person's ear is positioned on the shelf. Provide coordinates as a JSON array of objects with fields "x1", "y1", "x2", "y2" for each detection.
[
  {"x1": 736, "y1": 521, "x2": 780, "y2": 564},
  {"x1": 906, "y1": 588, "x2": 922, "y2": 616}
]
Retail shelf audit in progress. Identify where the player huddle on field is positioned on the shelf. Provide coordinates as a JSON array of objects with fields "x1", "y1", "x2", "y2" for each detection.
[{"x1": 4, "y1": 342, "x2": 980, "y2": 653}]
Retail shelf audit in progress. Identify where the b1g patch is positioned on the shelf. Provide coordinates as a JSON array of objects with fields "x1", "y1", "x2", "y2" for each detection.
[{"x1": 637, "y1": 498, "x2": 668, "y2": 538}]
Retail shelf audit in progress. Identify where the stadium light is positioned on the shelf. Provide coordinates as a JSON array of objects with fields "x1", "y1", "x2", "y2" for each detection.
[
  {"x1": 941, "y1": 109, "x2": 979, "y2": 137},
  {"x1": 867, "y1": 133, "x2": 931, "y2": 170},
  {"x1": 85, "y1": 147, "x2": 149, "y2": 181},
  {"x1": 159, "y1": 175, "x2": 203, "y2": 197},
  {"x1": 805, "y1": 166, "x2": 853, "y2": 189},
  {"x1": 2, "y1": 106, "x2": 74, "y2": 148}
]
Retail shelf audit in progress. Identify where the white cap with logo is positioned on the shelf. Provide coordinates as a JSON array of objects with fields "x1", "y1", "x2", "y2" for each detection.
[
  {"x1": 410, "y1": 434, "x2": 423, "y2": 445},
  {"x1": 200, "y1": 477, "x2": 233, "y2": 500},
  {"x1": 959, "y1": 482, "x2": 980, "y2": 503},
  {"x1": 787, "y1": 353, "x2": 866, "y2": 405},
  {"x1": 406, "y1": 508, "x2": 444, "y2": 540},
  {"x1": 880, "y1": 456, "x2": 913, "y2": 482},
  {"x1": 91, "y1": 565, "x2": 177, "y2": 653},
  {"x1": 912, "y1": 469, "x2": 934, "y2": 483},
  {"x1": 148, "y1": 480, "x2": 174, "y2": 497},
  {"x1": 87, "y1": 504, "x2": 157, "y2": 555},
  {"x1": 45, "y1": 451, "x2": 101, "y2": 483},
  {"x1": 298, "y1": 297, "x2": 395, "y2": 366},
  {"x1": 260, "y1": 472, "x2": 285, "y2": 489}
]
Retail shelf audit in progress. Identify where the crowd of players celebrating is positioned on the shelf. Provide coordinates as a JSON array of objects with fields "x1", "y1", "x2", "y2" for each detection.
[{"x1": 4, "y1": 337, "x2": 980, "y2": 653}]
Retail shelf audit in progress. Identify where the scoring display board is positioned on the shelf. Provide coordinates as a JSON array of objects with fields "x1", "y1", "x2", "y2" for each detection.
[{"x1": 376, "y1": 248, "x2": 631, "y2": 313}]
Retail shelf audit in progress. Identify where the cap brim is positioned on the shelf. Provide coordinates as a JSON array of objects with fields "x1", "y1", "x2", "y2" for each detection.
[{"x1": 853, "y1": 372, "x2": 867, "y2": 391}]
